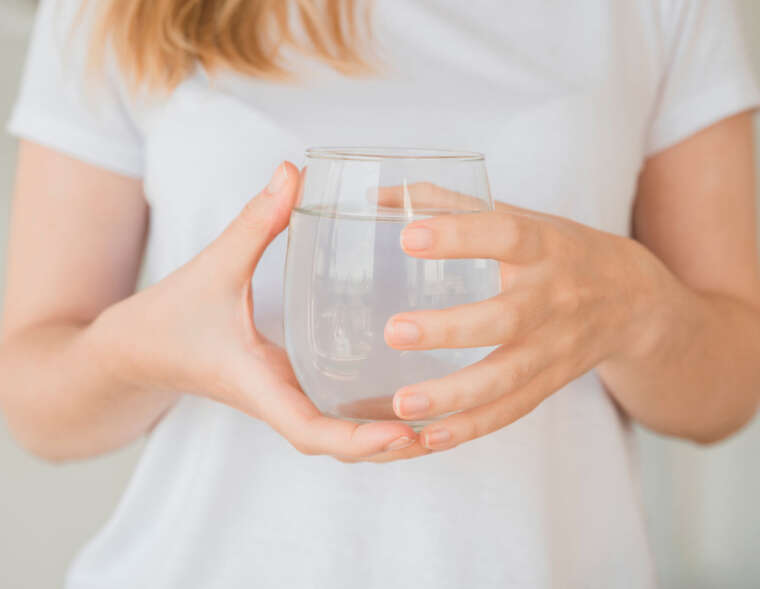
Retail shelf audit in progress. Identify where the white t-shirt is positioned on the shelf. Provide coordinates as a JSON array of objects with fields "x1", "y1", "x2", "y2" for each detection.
[{"x1": 9, "y1": 1, "x2": 760, "y2": 587}]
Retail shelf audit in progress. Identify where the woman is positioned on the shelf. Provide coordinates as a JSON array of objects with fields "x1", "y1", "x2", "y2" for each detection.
[{"x1": 2, "y1": 0, "x2": 759, "y2": 586}]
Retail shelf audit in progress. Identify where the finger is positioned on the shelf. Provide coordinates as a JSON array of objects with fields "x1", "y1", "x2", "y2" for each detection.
[
  {"x1": 365, "y1": 443, "x2": 433, "y2": 463},
  {"x1": 372, "y1": 182, "x2": 490, "y2": 212},
  {"x1": 207, "y1": 161, "x2": 300, "y2": 282},
  {"x1": 336, "y1": 394, "x2": 397, "y2": 421},
  {"x1": 417, "y1": 361, "x2": 575, "y2": 451},
  {"x1": 400, "y1": 211, "x2": 544, "y2": 264},
  {"x1": 392, "y1": 343, "x2": 555, "y2": 420},
  {"x1": 384, "y1": 287, "x2": 551, "y2": 350},
  {"x1": 257, "y1": 380, "x2": 418, "y2": 458},
  {"x1": 373, "y1": 182, "x2": 546, "y2": 222},
  {"x1": 336, "y1": 440, "x2": 433, "y2": 463}
]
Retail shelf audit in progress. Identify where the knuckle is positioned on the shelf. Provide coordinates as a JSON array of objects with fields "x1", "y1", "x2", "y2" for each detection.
[
  {"x1": 494, "y1": 299, "x2": 518, "y2": 342},
  {"x1": 501, "y1": 364, "x2": 521, "y2": 393},
  {"x1": 533, "y1": 259, "x2": 555, "y2": 284},
  {"x1": 557, "y1": 325, "x2": 584, "y2": 354},
  {"x1": 496, "y1": 213, "x2": 521, "y2": 254},
  {"x1": 555, "y1": 282, "x2": 583, "y2": 315},
  {"x1": 463, "y1": 419, "x2": 478, "y2": 441},
  {"x1": 518, "y1": 393, "x2": 543, "y2": 419},
  {"x1": 441, "y1": 316, "x2": 465, "y2": 345},
  {"x1": 445, "y1": 383, "x2": 468, "y2": 411},
  {"x1": 479, "y1": 363, "x2": 505, "y2": 400},
  {"x1": 541, "y1": 223, "x2": 565, "y2": 254},
  {"x1": 239, "y1": 197, "x2": 273, "y2": 230},
  {"x1": 533, "y1": 224, "x2": 556, "y2": 260},
  {"x1": 494, "y1": 399, "x2": 523, "y2": 428},
  {"x1": 489, "y1": 406, "x2": 511, "y2": 433},
  {"x1": 291, "y1": 439, "x2": 319, "y2": 456},
  {"x1": 240, "y1": 197, "x2": 261, "y2": 221},
  {"x1": 468, "y1": 418, "x2": 489, "y2": 441},
  {"x1": 342, "y1": 446, "x2": 370, "y2": 461},
  {"x1": 505, "y1": 353, "x2": 537, "y2": 392},
  {"x1": 334, "y1": 456, "x2": 357, "y2": 464}
]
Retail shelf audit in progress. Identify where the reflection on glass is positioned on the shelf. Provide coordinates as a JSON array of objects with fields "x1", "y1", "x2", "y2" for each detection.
[{"x1": 284, "y1": 148, "x2": 501, "y2": 429}]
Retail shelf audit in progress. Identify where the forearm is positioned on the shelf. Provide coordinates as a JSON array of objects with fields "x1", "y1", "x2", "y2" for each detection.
[
  {"x1": 0, "y1": 318, "x2": 178, "y2": 462},
  {"x1": 598, "y1": 275, "x2": 760, "y2": 444}
]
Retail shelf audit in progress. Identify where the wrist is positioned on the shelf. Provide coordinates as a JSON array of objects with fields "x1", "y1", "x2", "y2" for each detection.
[
  {"x1": 84, "y1": 298, "x2": 154, "y2": 395},
  {"x1": 79, "y1": 303, "x2": 181, "y2": 440},
  {"x1": 608, "y1": 239, "x2": 682, "y2": 363}
]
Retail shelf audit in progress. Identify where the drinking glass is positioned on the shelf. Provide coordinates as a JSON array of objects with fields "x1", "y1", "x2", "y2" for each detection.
[{"x1": 284, "y1": 147, "x2": 501, "y2": 430}]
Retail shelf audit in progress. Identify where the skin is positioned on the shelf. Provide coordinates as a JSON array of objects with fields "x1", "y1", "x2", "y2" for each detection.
[
  {"x1": 0, "y1": 148, "x2": 419, "y2": 463},
  {"x1": 1, "y1": 112, "x2": 759, "y2": 464},
  {"x1": 384, "y1": 111, "x2": 760, "y2": 451}
]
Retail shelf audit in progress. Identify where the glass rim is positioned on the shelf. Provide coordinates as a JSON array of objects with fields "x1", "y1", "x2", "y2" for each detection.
[{"x1": 304, "y1": 146, "x2": 485, "y2": 162}]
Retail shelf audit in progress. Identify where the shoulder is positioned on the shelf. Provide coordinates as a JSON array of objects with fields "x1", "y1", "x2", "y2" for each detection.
[{"x1": 8, "y1": 0, "x2": 148, "y2": 177}]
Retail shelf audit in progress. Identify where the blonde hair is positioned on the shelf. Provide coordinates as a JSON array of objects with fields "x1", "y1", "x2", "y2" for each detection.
[{"x1": 88, "y1": 0, "x2": 371, "y2": 91}]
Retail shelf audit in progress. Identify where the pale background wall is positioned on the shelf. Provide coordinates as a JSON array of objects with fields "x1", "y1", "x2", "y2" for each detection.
[{"x1": 0, "y1": 1, "x2": 758, "y2": 587}]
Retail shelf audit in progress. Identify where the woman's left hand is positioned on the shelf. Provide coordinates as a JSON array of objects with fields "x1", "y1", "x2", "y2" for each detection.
[{"x1": 383, "y1": 193, "x2": 668, "y2": 451}]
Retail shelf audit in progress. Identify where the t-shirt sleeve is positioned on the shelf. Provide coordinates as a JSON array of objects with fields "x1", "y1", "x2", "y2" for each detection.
[
  {"x1": 6, "y1": 0, "x2": 144, "y2": 178},
  {"x1": 646, "y1": 0, "x2": 760, "y2": 156}
]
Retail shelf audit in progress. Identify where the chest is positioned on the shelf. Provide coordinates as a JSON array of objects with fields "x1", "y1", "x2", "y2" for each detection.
[{"x1": 137, "y1": 1, "x2": 659, "y2": 274}]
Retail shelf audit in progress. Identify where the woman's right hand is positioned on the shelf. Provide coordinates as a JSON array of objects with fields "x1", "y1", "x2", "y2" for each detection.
[{"x1": 92, "y1": 162, "x2": 425, "y2": 462}]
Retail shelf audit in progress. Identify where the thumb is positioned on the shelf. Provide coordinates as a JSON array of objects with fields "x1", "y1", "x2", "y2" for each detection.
[{"x1": 209, "y1": 162, "x2": 300, "y2": 282}]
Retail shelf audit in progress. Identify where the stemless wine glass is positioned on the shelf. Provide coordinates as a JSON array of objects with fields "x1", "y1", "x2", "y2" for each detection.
[{"x1": 284, "y1": 147, "x2": 501, "y2": 430}]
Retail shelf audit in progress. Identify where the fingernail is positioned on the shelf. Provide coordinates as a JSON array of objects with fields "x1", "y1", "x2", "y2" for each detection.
[
  {"x1": 266, "y1": 163, "x2": 288, "y2": 194},
  {"x1": 384, "y1": 436, "x2": 415, "y2": 452},
  {"x1": 396, "y1": 393, "x2": 430, "y2": 418},
  {"x1": 387, "y1": 320, "x2": 421, "y2": 344},
  {"x1": 424, "y1": 429, "x2": 451, "y2": 448},
  {"x1": 401, "y1": 227, "x2": 433, "y2": 251}
]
